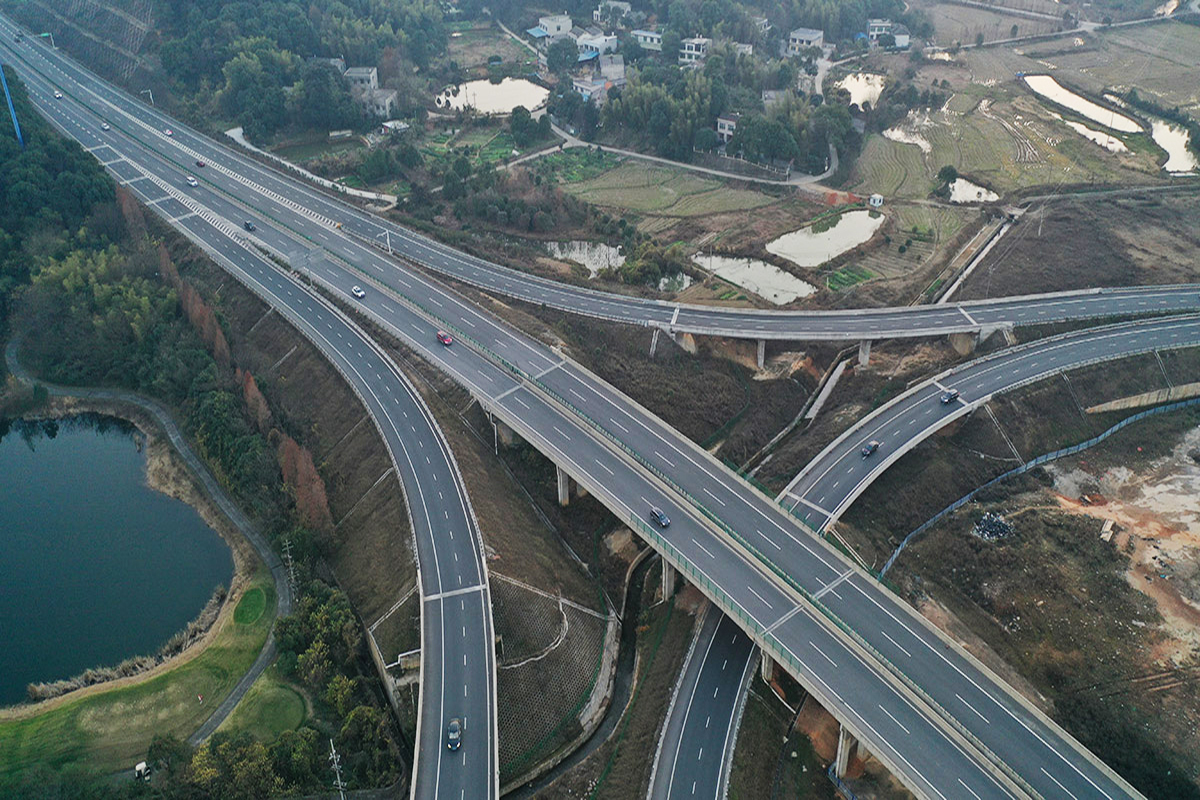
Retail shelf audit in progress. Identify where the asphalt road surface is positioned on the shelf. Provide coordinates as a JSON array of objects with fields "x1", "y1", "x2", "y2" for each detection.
[
  {"x1": 650, "y1": 611, "x2": 754, "y2": 800},
  {"x1": 0, "y1": 24, "x2": 1168, "y2": 798}
]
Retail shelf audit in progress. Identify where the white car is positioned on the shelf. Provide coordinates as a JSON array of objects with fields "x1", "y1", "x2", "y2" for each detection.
[
  {"x1": 100, "y1": 122, "x2": 110, "y2": 131},
  {"x1": 351, "y1": 286, "x2": 366, "y2": 299},
  {"x1": 185, "y1": 176, "x2": 198, "y2": 187},
  {"x1": 164, "y1": 128, "x2": 173, "y2": 136},
  {"x1": 53, "y1": 91, "x2": 62, "y2": 99}
]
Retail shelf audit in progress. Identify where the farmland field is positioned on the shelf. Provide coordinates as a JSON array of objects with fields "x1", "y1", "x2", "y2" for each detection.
[
  {"x1": 914, "y1": 1, "x2": 1060, "y2": 46},
  {"x1": 563, "y1": 162, "x2": 777, "y2": 217},
  {"x1": 851, "y1": 87, "x2": 1165, "y2": 199},
  {"x1": 446, "y1": 24, "x2": 536, "y2": 71}
]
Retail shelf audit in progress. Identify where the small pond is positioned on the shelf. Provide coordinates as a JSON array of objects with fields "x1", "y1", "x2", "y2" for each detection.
[
  {"x1": 765, "y1": 209, "x2": 886, "y2": 269},
  {"x1": 545, "y1": 240, "x2": 625, "y2": 277},
  {"x1": 1023, "y1": 75, "x2": 1142, "y2": 133},
  {"x1": 1149, "y1": 120, "x2": 1199, "y2": 174},
  {"x1": 434, "y1": 78, "x2": 549, "y2": 115},
  {"x1": 692, "y1": 254, "x2": 817, "y2": 305},
  {"x1": 948, "y1": 178, "x2": 999, "y2": 203},
  {"x1": 835, "y1": 73, "x2": 886, "y2": 109},
  {"x1": 0, "y1": 416, "x2": 233, "y2": 705}
]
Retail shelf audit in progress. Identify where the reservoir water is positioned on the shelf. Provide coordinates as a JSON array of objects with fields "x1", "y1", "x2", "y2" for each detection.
[{"x1": 0, "y1": 416, "x2": 233, "y2": 706}]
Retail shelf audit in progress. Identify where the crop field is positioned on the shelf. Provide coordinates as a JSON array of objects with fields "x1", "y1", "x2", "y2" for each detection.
[
  {"x1": 826, "y1": 264, "x2": 877, "y2": 291},
  {"x1": 446, "y1": 24, "x2": 536, "y2": 70},
  {"x1": 1034, "y1": 23, "x2": 1200, "y2": 116},
  {"x1": 564, "y1": 162, "x2": 776, "y2": 218},
  {"x1": 915, "y1": 1, "x2": 1060, "y2": 46},
  {"x1": 851, "y1": 87, "x2": 1165, "y2": 198}
]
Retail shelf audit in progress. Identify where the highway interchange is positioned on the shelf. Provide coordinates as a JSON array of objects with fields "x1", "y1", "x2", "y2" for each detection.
[{"x1": 5, "y1": 18, "x2": 1196, "y2": 798}]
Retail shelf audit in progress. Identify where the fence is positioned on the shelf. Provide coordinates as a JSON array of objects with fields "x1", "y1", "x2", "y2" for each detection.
[
  {"x1": 880, "y1": 395, "x2": 1200, "y2": 576},
  {"x1": 827, "y1": 764, "x2": 862, "y2": 800}
]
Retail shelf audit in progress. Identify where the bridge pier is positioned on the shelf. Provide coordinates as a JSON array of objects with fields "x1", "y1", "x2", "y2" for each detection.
[
  {"x1": 757, "y1": 339, "x2": 766, "y2": 369},
  {"x1": 835, "y1": 724, "x2": 858, "y2": 778},
  {"x1": 661, "y1": 557, "x2": 676, "y2": 600},
  {"x1": 948, "y1": 331, "x2": 977, "y2": 356},
  {"x1": 557, "y1": 465, "x2": 571, "y2": 506},
  {"x1": 760, "y1": 649, "x2": 775, "y2": 683},
  {"x1": 671, "y1": 330, "x2": 697, "y2": 355},
  {"x1": 857, "y1": 339, "x2": 871, "y2": 366}
]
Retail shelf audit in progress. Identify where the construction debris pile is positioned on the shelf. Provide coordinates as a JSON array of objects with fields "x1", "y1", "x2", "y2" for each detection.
[{"x1": 972, "y1": 512, "x2": 1013, "y2": 542}]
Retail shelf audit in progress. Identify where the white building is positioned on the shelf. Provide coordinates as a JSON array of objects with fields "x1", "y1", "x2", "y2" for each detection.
[
  {"x1": 891, "y1": 24, "x2": 911, "y2": 49},
  {"x1": 593, "y1": 0, "x2": 631, "y2": 23},
  {"x1": 571, "y1": 25, "x2": 619, "y2": 55},
  {"x1": 531, "y1": 14, "x2": 573, "y2": 42},
  {"x1": 869, "y1": 193, "x2": 884, "y2": 208},
  {"x1": 716, "y1": 112, "x2": 740, "y2": 143},
  {"x1": 364, "y1": 88, "x2": 397, "y2": 117},
  {"x1": 678, "y1": 36, "x2": 711, "y2": 65},
  {"x1": 752, "y1": 16, "x2": 771, "y2": 34},
  {"x1": 599, "y1": 53, "x2": 625, "y2": 81},
  {"x1": 734, "y1": 43, "x2": 753, "y2": 56},
  {"x1": 344, "y1": 66, "x2": 379, "y2": 92},
  {"x1": 868, "y1": 19, "x2": 892, "y2": 41},
  {"x1": 787, "y1": 27, "x2": 824, "y2": 55},
  {"x1": 631, "y1": 29, "x2": 662, "y2": 51}
]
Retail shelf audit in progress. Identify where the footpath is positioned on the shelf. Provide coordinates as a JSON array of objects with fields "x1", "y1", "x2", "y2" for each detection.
[{"x1": 4, "y1": 340, "x2": 292, "y2": 745}]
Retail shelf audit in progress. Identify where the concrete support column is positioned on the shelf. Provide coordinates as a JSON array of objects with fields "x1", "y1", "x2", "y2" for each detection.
[
  {"x1": 857, "y1": 339, "x2": 871, "y2": 366},
  {"x1": 650, "y1": 327, "x2": 661, "y2": 357},
  {"x1": 661, "y1": 557, "x2": 676, "y2": 599},
  {"x1": 671, "y1": 331, "x2": 697, "y2": 355},
  {"x1": 757, "y1": 339, "x2": 766, "y2": 369},
  {"x1": 760, "y1": 649, "x2": 775, "y2": 683},
  {"x1": 557, "y1": 465, "x2": 570, "y2": 506},
  {"x1": 835, "y1": 724, "x2": 858, "y2": 778},
  {"x1": 948, "y1": 331, "x2": 978, "y2": 356}
]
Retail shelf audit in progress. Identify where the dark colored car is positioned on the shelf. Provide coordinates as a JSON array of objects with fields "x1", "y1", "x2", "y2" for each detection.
[
  {"x1": 243, "y1": 220, "x2": 256, "y2": 231},
  {"x1": 195, "y1": 160, "x2": 206, "y2": 168},
  {"x1": 446, "y1": 718, "x2": 462, "y2": 751},
  {"x1": 940, "y1": 388, "x2": 960, "y2": 404},
  {"x1": 436, "y1": 330, "x2": 453, "y2": 346},
  {"x1": 649, "y1": 506, "x2": 670, "y2": 528},
  {"x1": 861, "y1": 440, "x2": 881, "y2": 458}
]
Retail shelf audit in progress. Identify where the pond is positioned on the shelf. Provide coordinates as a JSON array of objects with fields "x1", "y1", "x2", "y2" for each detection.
[
  {"x1": 1149, "y1": 120, "x2": 1199, "y2": 174},
  {"x1": 948, "y1": 178, "x2": 999, "y2": 203},
  {"x1": 692, "y1": 254, "x2": 817, "y2": 305},
  {"x1": 0, "y1": 416, "x2": 233, "y2": 706},
  {"x1": 1050, "y1": 111, "x2": 1129, "y2": 153},
  {"x1": 545, "y1": 240, "x2": 624, "y2": 277},
  {"x1": 434, "y1": 78, "x2": 549, "y2": 115},
  {"x1": 765, "y1": 209, "x2": 886, "y2": 269},
  {"x1": 835, "y1": 73, "x2": 886, "y2": 109},
  {"x1": 1023, "y1": 75, "x2": 1142, "y2": 133}
]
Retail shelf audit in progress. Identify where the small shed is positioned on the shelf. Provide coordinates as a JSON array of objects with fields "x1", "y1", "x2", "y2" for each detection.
[{"x1": 869, "y1": 193, "x2": 884, "y2": 208}]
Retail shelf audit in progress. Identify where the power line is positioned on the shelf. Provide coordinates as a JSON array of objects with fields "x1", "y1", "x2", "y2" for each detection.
[{"x1": 328, "y1": 738, "x2": 347, "y2": 800}]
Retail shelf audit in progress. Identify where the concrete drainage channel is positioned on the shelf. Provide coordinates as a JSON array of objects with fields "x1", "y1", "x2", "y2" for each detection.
[{"x1": 504, "y1": 551, "x2": 656, "y2": 797}]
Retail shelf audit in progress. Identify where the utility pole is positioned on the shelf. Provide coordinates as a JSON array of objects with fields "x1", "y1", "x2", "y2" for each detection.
[
  {"x1": 376, "y1": 230, "x2": 392, "y2": 255},
  {"x1": 328, "y1": 738, "x2": 347, "y2": 800},
  {"x1": 281, "y1": 538, "x2": 298, "y2": 596}
]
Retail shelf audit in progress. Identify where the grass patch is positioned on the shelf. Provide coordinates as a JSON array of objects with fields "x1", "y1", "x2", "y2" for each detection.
[
  {"x1": 564, "y1": 161, "x2": 774, "y2": 217},
  {"x1": 217, "y1": 667, "x2": 305, "y2": 743},
  {"x1": 729, "y1": 683, "x2": 833, "y2": 799},
  {"x1": 233, "y1": 587, "x2": 266, "y2": 625},
  {"x1": 0, "y1": 567, "x2": 275, "y2": 789},
  {"x1": 534, "y1": 148, "x2": 621, "y2": 182},
  {"x1": 826, "y1": 265, "x2": 876, "y2": 291}
]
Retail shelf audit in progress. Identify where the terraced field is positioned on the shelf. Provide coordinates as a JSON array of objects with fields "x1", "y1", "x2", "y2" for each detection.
[{"x1": 852, "y1": 91, "x2": 1163, "y2": 199}]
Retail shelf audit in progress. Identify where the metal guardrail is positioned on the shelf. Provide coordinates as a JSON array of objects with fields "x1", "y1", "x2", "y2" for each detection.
[{"x1": 881, "y1": 395, "x2": 1200, "y2": 576}]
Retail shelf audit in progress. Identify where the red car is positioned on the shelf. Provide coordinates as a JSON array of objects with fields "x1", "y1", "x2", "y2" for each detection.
[
  {"x1": 436, "y1": 331, "x2": 453, "y2": 346},
  {"x1": 195, "y1": 160, "x2": 206, "y2": 167}
]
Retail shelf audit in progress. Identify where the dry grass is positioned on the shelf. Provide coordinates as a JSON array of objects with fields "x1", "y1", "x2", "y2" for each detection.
[{"x1": 565, "y1": 162, "x2": 775, "y2": 217}]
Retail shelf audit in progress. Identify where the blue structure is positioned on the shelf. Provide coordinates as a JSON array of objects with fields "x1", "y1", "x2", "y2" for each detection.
[{"x1": 0, "y1": 63, "x2": 24, "y2": 148}]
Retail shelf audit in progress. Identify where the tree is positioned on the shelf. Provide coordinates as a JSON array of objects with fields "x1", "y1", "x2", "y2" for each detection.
[
  {"x1": 937, "y1": 165, "x2": 958, "y2": 184},
  {"x1": 1010, "y1": 24, "x2": 1019, "y2": 38},
  {"x1": 546, "y1": 39, "x2": 578, "y2": 74},
  {"x1": 509, "y1": 105, "x2": 534, "y2": 147},
  {"x1": 975, "y1": 32, "x2": 985, "y2": 47},
  {"x1": 879, "y1": 33, "x2": 896, "y2": 48}
]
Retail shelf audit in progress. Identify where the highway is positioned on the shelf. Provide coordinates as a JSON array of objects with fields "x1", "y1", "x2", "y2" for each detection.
[
  {"x1": 0, "y1": 24, "x2": 1163, "y2": 798},
  {"x1": 780, "y1": 315, "x2": 1200, "y2": 531},
  {"x1": 0, "y1": 41, "x2": 499, "y2": 799},
  {"x1": 658, "y1": 315, "x2": 1200, "y2": 798},
  {"x1": 649, "y1": 611, "x2": 754, "y2": 800}
]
